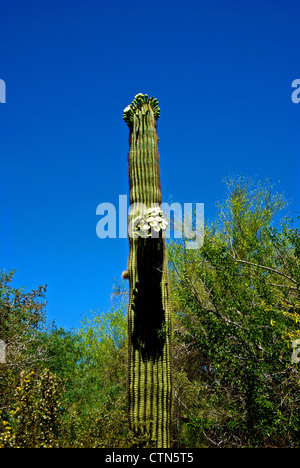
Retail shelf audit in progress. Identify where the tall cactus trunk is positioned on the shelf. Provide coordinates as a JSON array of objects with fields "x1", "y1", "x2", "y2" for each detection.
[{"x1": 123, "y1": 94, "x2": 172, "y2": 448}]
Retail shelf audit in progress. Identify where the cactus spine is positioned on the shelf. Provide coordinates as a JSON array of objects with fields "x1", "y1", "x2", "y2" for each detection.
[{"x1": 123, "y1": 94, "x2": 172, "y2": 448}]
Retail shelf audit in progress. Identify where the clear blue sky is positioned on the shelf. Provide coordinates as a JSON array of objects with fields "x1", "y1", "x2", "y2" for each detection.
[{"x1": 0, "y1": 0, "x2": 299, "y2": 329}]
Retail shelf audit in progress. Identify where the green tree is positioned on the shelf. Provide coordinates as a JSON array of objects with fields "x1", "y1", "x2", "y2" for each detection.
[
  {"x1": 0, "y1": 270, "x2": 48, "y2": 429},
  {"x1": 168, "y1": 178, "x2": 300, "y2": 447},
  {"x1": 54, "y1": 291, "x2": 129, "y2": 447},
  {"x1": 43, "y1": 326, "x2": 83, "y2": 406},
  {"x1": 76, "y1": 301, "x2": 128, "y2": 410}
]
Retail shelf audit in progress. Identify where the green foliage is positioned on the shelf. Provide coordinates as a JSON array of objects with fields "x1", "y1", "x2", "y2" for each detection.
[
  {"x1": 168, "y1": 177, "x2": 300, "y2": 448},
  {"x1": 0, "y1": 277, "x2": 134, "y2": 448},
  {"x1": 75, "y1": 303, "x2": 128, "y2": 411},
  {"x1": 0, "y1": 369, "x2": 63, "y2": 448},
  {"x1": 0, "y1": 270, "x2": 47, "y2": 369},
  {"x1": 61, "y1": 395, "x2": 153, "y2": 448},
  {"x1": 216, "y1": 176, "x2": 287, "y2": 261},
  {"x1": 41, "y1": 326, "x2": 84, "y2": 413},
  {"x1": 0, "y1": 270, "x2": 48, "y2": 429}
]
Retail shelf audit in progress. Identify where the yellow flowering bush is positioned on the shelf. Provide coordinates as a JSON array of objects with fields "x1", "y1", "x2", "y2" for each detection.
[{"x1": 0, "y1": 369, "x2": 63, "y2": 448}]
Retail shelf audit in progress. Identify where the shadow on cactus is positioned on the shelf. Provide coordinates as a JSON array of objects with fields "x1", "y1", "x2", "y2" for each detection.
[{"x1": 131, "y1": 237, "x2": 165, "y2": 359}]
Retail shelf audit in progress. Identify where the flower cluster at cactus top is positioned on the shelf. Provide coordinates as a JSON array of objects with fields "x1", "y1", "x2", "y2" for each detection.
[
  {"x1": 131, "y1": 207, "x2": 168, "y2": 238},
  {"x1": 123, "y1": 93, "x2": 160, "y2": 124}
]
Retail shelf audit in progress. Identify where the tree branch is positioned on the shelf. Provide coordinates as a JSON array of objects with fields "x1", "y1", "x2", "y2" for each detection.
[{"x1": 227, "y1": 254, "x2": 298, "y2": 285}]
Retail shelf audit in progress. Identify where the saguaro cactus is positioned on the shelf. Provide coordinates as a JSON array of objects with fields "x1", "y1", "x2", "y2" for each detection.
[{"x1": 123, "y1": 94, "x2": 172, "y2": 448}]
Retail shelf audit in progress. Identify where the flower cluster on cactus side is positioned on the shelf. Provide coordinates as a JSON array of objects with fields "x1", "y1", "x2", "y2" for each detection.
[{"x1": 131, "y1": 207, "x2": 168, "y2": 238}]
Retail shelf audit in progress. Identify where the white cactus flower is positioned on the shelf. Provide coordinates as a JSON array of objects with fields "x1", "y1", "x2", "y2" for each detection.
[{"x1": 130, "y1": 208, "x2": 168, "y2": 238}]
